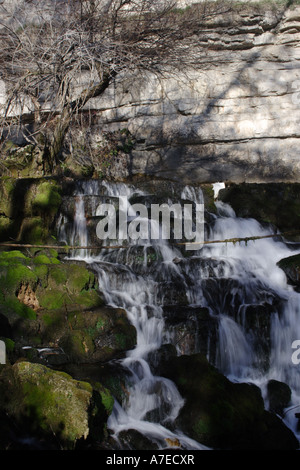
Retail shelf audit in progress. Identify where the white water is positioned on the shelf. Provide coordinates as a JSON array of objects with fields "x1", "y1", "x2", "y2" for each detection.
[
  {"x1": 59, "y1": 179, "x2": 206, "y2": 450},
  {"x1": 200, "y1": 201, "x2": 300, "y2": 434},
  {"x1": 58, "y1": 179, "x2": 300, "y2": 448}
]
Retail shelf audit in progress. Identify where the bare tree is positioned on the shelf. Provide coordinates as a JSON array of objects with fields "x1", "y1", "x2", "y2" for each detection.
[{"x1": 0, "y1": 0, "x2": 233, "y2": 172}]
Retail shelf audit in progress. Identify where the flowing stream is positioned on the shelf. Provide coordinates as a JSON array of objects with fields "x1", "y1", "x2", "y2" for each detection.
[{"x1": 57, "y1": 179, "x2": 300, "y2": 449}]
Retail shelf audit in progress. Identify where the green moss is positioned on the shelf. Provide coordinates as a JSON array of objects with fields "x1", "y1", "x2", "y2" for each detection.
[
  {"x1": 32, "y1": 181, "x2": 62, "y2": 216},
  {"x1": 48, "y1": 264, "x2": 68, "y2": 285},
  {"x1": 75, "y1": 289, "x2": 103, "y2": 308},
  {"x1": 0, "y1": 217, "x2": 12, "y2": 240},
  {"x1": 114, "y1": 333, "x2": 127, "y2": 350},
  {"x1": 95, "y1": 383, "x2": 114, "y2": 415},
  {"x1": 1, "y1": 337, "x2": 15, "y2": 353},
  {"x1": 32, "y1": 264, "x2": 48, "y2": 283},
  {"x1": 66, "y1": 264, "x2": 94, "y2": 292},
  {"x1": 2, "y1": 296, "x2": 36, "y2": 319},
  {"x1": 2, "y1": 264, "x2": 37, "y2": 293},
  {"x1": 41, "y1": 311, "x2": 60, "y2": 327},
  {"x1": 96, "y1": 318, "x2": 108, "y2": 331},
  {"x1": 0, "y1": 176, "x2": 16, "y2": 220},
  {"x1": 0, "y1": 250, "x2": 28, "y2": 261},
  {"x1": 33, "y1": 254, "x2": 51, "y2": 264},
  {"x1": 193, "y1": 416, "x2": 211, "y2": 436},
  {"x1": 100, "y1": 373, "x2": 127, "y2": 406},
  {"x1": 48, "y1": 248, "x2": 59, "y2": 258},
  {"x1": 64, "y1": 331, "x2": 94, "y2": 359},
  {"x1": 6, "y1": 250, "x2": 27, "y2": 259},
  {"x1": 0, "y1": 361, "x2": 97, "y2": 446},
  {"x1": 20, "y1": 217, "x2": 48, "y2": 244},
  {"x1": 38, "y1": 290, "x2": 66, "y2": 310},
  {"x1": 32, "y1": 254, "x2": 59, "y2": 265},
  {"x1": 202, "y1": 184, "x2": 217, "y2": 214}
]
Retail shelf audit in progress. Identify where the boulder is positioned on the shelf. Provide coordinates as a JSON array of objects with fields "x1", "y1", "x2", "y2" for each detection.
[
  {"x1": 162, "y1": 305, "x2": 218, "y2": 359},
  {"x1": 267, "y1": 379, "x2": 292, "y2": 417},
  {"x1": 277, "y1": 254, "x2": 300, "y2": 292},
  {"x1": 0, "y1": 361, "x2": 114, "y2": 449},
  {"x1": 218, "y1": 183, "x2": 300, "y2": 241},
  {"x1": 0, "y1": 250, "x2": 136, "y2": 365},
  {"x1": 160, "y1": 353, "x2": 299, "y2": 450}
]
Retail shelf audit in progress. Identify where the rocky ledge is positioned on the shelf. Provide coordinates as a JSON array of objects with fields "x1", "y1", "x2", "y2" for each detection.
[{"x1": 84, "y1": 4, "x2": 300, "y2": 184}]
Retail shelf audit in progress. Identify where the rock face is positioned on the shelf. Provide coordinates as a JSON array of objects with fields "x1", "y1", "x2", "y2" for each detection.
[
  {"x1": 0, "y1": 361, "x2": 113, "y2": 449},
  {"x1": 159, "y1": 353, "x2": 299, "y2": 450},
  {"x1": 2, "y1": 3, "x2": 300, "y2": 183},
  {"x1": 277, "y1": 254, "x2": 300, "y2": 292},
  {"x1": 0, "y1": 249, "x2": 136, "y2": 366},
  {"x1": 83, "y1": 4, "x2": 300, "y2": 184},
  {"x1": 218, "y1": 182, "x2": 300, "y2": 241}
]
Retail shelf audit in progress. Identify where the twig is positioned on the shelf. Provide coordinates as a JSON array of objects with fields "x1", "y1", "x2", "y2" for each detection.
[{"x1": 0, "y1": 230, "x2": 299, "y2": 251}]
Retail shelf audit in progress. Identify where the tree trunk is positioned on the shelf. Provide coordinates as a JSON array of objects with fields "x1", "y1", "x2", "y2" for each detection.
[{"x1": 44, "y1": 70, "x2": 116, "y2": 171}]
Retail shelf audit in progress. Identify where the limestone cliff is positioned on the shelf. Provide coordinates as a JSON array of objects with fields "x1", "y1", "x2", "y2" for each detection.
[
  {"x1": 84, "y1": 3, "x2": 300, "y2": 184},
  {"x1": 2, "y1": 1, "x2": 300, "y2": 184}
]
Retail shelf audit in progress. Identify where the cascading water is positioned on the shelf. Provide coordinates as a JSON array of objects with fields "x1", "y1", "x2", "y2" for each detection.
[
  {"x1": 58, "y1": 179, "x2": 206, "y2": 450},
  {"x1": 57, "y1": 178, "x2": 300, "y2": 448},
  {"x1": 196, "y1": 199, "x2": 300, "y2": 435}
]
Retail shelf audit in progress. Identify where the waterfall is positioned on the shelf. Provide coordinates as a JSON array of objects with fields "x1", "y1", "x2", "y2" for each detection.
[
  {"x1": 58, "y1": 179, "x2": 206, "y2": 450},
  {"x1": 58, "y1": 178, "x2": 300, "y2": 448},
  {"x1": 200, "y1": 200, "x2": 300, "y2": 434}
]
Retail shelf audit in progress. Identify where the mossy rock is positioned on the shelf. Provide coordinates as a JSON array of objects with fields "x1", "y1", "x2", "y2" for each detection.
[
  {"x1": 0, "y1": 361, "x2": 112, "y2": 449},
  {"x1": 0, "y1": 177, "x2": 18, "y2": 219},
  {"x1": 18, "y1": 216, "x2": 49, "y2": 244},
  {"x1": 0, "y1": 255, "x2": 38, "y2": 321},
  {"x1": 1, "y1": 144, "x2": 37, "y2": 178},
  {"x1": 219, "y1": 183, "x2": 300, "y2": 240},
  {"x1": 59, "y1": 306, "x2": 137, "y2": 363},
  {"x1": 31, "y1": 180, "x2": 62, "y2": 217},
  {"x1": 201, "y1": 184, "x2": 217, "y2": 215},
  {"x1": 35, "y1": 262, "x2": 103, "y2": 311},
  {"x1": 33, "y1": 253, "x2": 60, "y2": 265},
  {"x1": 0, "y1": 250, "x2": 29, "y2": 266},
  {"x1": 0, "y1": 216, "x2": 12, "y2": 241},
  {"x1": 0, "y1": 249, "x2": 136, "y2": 366},
  {"x1": 0, "y1": 253, "x2": 106, "y2": 361},
  {"x1": 160, "y1": 353, "x2": 299, "y2": 450},
  {"x1": 0, "y1": 177, "x2": 63, "y2": 244}
]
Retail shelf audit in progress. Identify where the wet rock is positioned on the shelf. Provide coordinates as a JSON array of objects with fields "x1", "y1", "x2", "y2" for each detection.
[
  {"x1": 162, "y1": 305, "x2": 218, "y2": 359},
  {"x1": 173, "y1": 257, "x2": 230, "y2": 280},
  {"x1": 117, "y1": 429, "x2": 159, "y2": 450},
  {"x1": 267, "y1": 379, "x2": 292, "y2": 417},
  {"x1": 21, "y1": 346, "x2": 68, "y2": 366},
  {"x1": 237, "y1": 303, "x2": 275, "y2": 372},
  {"x1": 0, "y1": 177, "x2": 63, "y2": 244},
  {"x1": 219, "y1": 183, "x2": 300, "y2": 241},
  {"x1": 148, "y1": 344, "x2": 177, "y2": 376},
  {"x1": 158, "y1": 281, "x2": 189, "y2": 306},
  {"x1": 277, "y1": 254, "x2": 300, "y2": 292},
  {"x1": 56, "y1": 306, "x2": 137, "y2": 364},
  {"x1": 160, "y1": 353, "x2": 299, "y2": 450}
]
